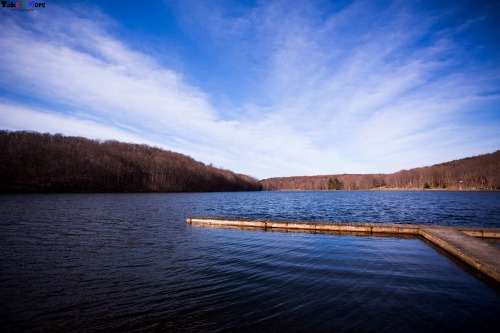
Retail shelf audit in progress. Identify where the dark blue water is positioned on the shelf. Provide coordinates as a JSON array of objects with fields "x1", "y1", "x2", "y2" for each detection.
[
  {"x1": 1, "y1": 191, "x2": 499, "y2": 332},
  {"x1": 197, "y1": 191, "x2": 500, "y2": 226}
]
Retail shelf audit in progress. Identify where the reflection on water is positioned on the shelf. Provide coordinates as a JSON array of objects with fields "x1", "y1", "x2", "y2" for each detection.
[{"x1": 1, "y1": 192, "x2": 499, "y2": 332}]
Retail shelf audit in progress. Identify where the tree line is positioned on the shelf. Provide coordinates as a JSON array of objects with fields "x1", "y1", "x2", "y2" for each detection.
[
  {"x1": 0, "y1": 130, "x2": 262, "y2": 193},
  {"x1": 262, "y1": 151, "x2": 500, "y2": 191}
]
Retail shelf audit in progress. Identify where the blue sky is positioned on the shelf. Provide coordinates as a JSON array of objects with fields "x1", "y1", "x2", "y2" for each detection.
[{"x1": 0, "y1": 0, "x2": 499, "y2": 179}]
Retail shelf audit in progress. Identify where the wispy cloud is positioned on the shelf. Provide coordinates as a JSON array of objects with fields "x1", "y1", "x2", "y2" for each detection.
[
  {"x1": 0, "y1": 1, "x2": 498, "y2": 178},
  {"x1": 0, "y1": 101, "x2": 156, "y2": 145}
]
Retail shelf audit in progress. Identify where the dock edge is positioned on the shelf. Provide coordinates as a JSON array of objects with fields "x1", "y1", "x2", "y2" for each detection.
[{"x1": 187, "y1": 216, "x2": 500, "y2": 282}]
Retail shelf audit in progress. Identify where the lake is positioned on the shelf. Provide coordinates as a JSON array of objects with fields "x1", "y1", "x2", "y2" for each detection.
[{"x1": 1, "y1": 191, "x2": 499, "y2": 332}]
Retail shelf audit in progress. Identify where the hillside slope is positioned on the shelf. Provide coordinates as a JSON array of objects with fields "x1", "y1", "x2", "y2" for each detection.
[
  {"x1": 0, "y1": 130, "x2": 261, "y2": 193},
  {"x1": 261, "y1": 151, "x2": 500, "y2": 191}
]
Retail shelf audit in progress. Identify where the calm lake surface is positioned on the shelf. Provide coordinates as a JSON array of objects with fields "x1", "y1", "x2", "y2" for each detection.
[{"x1": 1, "y1": 191, "x2": 499, "y2": 332}]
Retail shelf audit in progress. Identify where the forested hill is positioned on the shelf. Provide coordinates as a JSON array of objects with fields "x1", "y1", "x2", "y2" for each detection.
[
  {"x1": 262, "y1": 151, "x2": 500, "y2": 191},
  {"x1": 0, "y1": 130, "x2": 262, "y2": 193}
]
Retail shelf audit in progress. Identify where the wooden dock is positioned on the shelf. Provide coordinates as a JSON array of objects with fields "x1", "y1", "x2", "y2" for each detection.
[{"x1": 186, "y1": 217, "x2": 500, "y2": 282}]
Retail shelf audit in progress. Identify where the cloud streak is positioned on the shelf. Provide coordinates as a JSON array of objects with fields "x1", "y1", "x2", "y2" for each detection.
[{"x1": 0, "y1": 1, "x2": 498, "y2": 178}]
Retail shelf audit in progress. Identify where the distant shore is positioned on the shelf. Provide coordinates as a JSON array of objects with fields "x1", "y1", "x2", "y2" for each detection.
[
  {"x1": 263, "y1": 188, "x2": 499, "y2": 192},
  {"x1": 260, "y1": 151, "x2": 500, "y2": 191},
  {"x1": 369, "y1": 187, "x2": 498, "y2": 191}
]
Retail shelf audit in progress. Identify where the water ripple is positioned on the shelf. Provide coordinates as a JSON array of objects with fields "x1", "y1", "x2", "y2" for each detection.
[{"x1": 0, "y1": 193, "x2": 499, "y2": 332}]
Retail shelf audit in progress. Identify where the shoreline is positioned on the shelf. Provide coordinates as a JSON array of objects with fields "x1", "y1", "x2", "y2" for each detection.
[{"x1": 262, "y1": 188, "x2": 499, "y2": 192}]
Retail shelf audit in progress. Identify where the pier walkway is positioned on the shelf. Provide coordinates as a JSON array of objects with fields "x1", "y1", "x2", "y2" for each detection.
[{"x1": 186, "y1": 217, "x2": 500, "y2": 282}]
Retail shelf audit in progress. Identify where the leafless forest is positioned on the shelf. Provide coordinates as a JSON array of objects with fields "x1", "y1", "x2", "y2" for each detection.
[
  {"x1": 1, "y1": 130, "x2": 498, "y2": 193},
  {"x1": 262, "y1": 151, "x2": 500, "y2": 191},
  {"x1": 0, "y1": 131, "x2": 262, "y2": 193}
]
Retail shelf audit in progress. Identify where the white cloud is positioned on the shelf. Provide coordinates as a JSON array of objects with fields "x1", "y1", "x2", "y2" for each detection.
[{"x1": 0, "y1": 101, "x2": 158, "y2": 145}]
